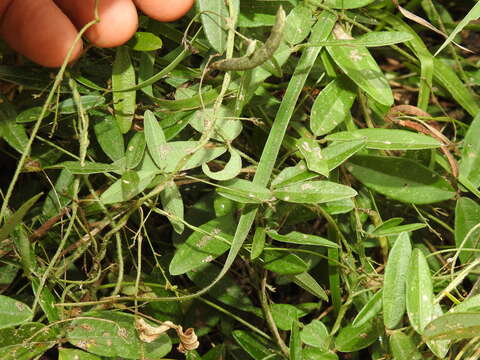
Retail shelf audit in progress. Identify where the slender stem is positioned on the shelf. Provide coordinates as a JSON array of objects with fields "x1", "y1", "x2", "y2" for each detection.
[{"x1": 260, "y1": 271, "x2": 289, "y2": 357}]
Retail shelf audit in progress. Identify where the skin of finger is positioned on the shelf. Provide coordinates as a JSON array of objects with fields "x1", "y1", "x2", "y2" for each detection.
[
  {"x1": 133, "y1": 0, "x2": 194, "y2": 22},
  {"x1": 54, "y1": 0, "x2": 138, "y2": 48},
  {"x1": 0, "y1": 0, "x2": 83, "y2": 67},
  {"x1": 0, "y1": 0, "x2": 14, "y2": 19}
]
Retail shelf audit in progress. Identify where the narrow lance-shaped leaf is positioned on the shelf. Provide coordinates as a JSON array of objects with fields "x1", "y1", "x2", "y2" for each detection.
[
  {"x1": 455, "y1": 197, "x2": 480, "y2": 264},
  {"x1": 202, "y1": 148, "x2": 242, "y2": 181},
  {"x1": 273, "y1": 180, "x2": 357, "y2": 204},
  {"x1": 169, "y1": 215, "x2": 235, "y2": 275},
  {"x1": 251, "y1": 227, "x2": 266, "y2": 260},
  {"x1": 126, "y1": 131, "x2": 146, "y2": 169},
  {"x1": 310, "y1": 77, "x2": 357, "y2": 136},
  {"x1": 424, "y1": 312, "x2": 480, "y2": 341},
  {"x1": 389, "y1": 331, "x2": 423, "y2": 360},
  {"x1": 326, "y1": 129, "x2": 442, "y2": 150},
  {"x1": 459, "y1": 112, "x2": 480, "y2": 187},
  {"x1": 300, "y1": 320, "x2": 330, "y2": 350},
  {"x1": 0, "y1": 193, "x2": 43, "y2": 241},
  {"x1": 296, "y1": 138, "x2": 329, "y2": 176},
  {"x1": 144, "y1": 110, "x2": 167, "y2": 170},
  {"x1": 353, "y1": 290, "x2": 383, "y2": 328},
  {"x1": 383, "y1": 232, "x2": 412, "y2": 329},
  {"x1": 112, "y1": 46, "x2": 136, "y2": 133},
  {"x1": 406, "y1": 248, "x2": 434, "y2": 334},
  {"x1": 290, "y1": 321, "x2": 302, "y2": 360},
  {"x1": 327, "y1": 24, "x2": 393, "y2": 106},
  {"x1": 198, "y1": 0, "x2": 233, "y2": 53},
  {"x1": 93, "y1": 115, "x2": 125, "y2": 162},
  {"x1": 267, "y1": 230, "x2": 338, "y2": 248},
  {"x1": 346, "y1": 155, "x2": 455, "y2": 204},
  {"x1": 435, "y1": 1, "x2": 480, "y2": 55},
  {"x1": 160, "y1": 180, "x2": 185, "y2": 234}
]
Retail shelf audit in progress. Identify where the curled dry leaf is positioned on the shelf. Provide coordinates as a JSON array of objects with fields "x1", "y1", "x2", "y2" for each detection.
[
  {"x1": 392, "y1": 0, "x2": 470, "y2": 53},
  {"x1": 135, "y1": 318, "x2": 199, "y2": 353},
  {"x1": 385, "y1": 105, "x2": 459, "y2": 178}
]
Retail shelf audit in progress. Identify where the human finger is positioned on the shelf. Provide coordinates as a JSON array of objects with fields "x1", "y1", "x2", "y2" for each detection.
[
  {"x1": 0, "y1": 0, "x2": 83, "y2": 67},
  {"x1": 133, "y1": 0, "x2": 194, "y2": 22},
  {"x1": 54, "y1": 0, "x2": 138, "y2": 48}
]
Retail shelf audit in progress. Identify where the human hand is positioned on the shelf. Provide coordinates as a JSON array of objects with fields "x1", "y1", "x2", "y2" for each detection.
[{"x1": 0, "y1": 0, "x2": 195, "y2": 67}]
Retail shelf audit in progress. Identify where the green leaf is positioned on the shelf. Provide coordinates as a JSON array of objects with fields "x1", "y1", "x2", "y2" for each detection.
[
  {"x1": 290, "y1": 320, "x2": 302, "y2": 360},
  {"x1": 273, "y1": 180, "x2": 357, "y2": 204},
  {"x1": 323, "y1": 0, "x2": 376, "y2": 9},
  {"x1": 0, "y1": 322, "x2": 57, "y2": 360},
  {"x1": 334, "y1": 320, "x2": 380, "y2": 352},
  {"x1": 383, "y1": 232, "x2": 412, "y2": 329},
  {"x1": 251, "y1": 227, "x2": 266, "y2": 260},
  {"x1": 202, "y1": 148, "x2": 242, "y2": 181},
  {"x1": 346, "y1": 155, "x2": 455, "y2": 204},
  {"x1": 323, "y1": 140, "x2": 365, "y2": 171},
  {"x1": 59, "y1": 349, "x2": 101, "y2": 360},
  {"x1": 271, "y1": 161, "x2": 317, "y2": 188},
  {"x1": 424, "y1": 312, "x2": 480, "y2": 340},
  {"x1": 263, "y1": 250, "x2": 308, "y2": 275},
  {"x1": 160, "y1": 180, "x2": 185, "y2": 234},
  {"x1": 301, "y1": 320, "x2": 330, "y2": 350},
  {"x1": 190, "y1": 106, "x2": 243, "y2": 142},
  {"x1": 435, "y1": 1, "x2": 480, "y2": 55},
  {"x1": 0, "y1": 295, "x2": 33, "y2": 329},
  {"x1": 327, "y1": 25, "x2": 393, "y2": 106},
  {"x1": 459, "y1": 112, "x2": 480, "y2": 187},
  {"x1": 169, "y1": 216, "x2": 235, "y2": 275},
  {"x1": 233, "y1": 330, "x2": 282, "y2": 360},
  {"x1": 138, "y1": 51, "x2": 154, "y2": 96},
  {"x1": 267, "y1": 230, "x2": 339, "y2": 248},
  {"x1": 154, "y1": 141, "x2": 227, "y2": 172},
  {"x1": 16, "y1": 106, "x2": 49, "y2": 123},
  {"x1": 389, "y1": 331, "x2": 423, "y2": 360},
  {"x1": 303, "y1": 348, "x2": 338, "y2": 360},
  {"x1": 0, "y1": 94, "x2": 28, "y2": 153},
  {"x1": 100, "y1": 170, "x2": 156, "y2": 204},
  {"x1": 120, "y1": 170, "x2": 140, "y2": 200},
  {"x1": 125, "y1": 131, "x2": 146, "y2": 169},
  {"x1": 217, "y1": 178, "x2": 273, "y2": 204},
  {"x1": 310, "y1": 78, "x2": 357, "y2": 136},
  {"x1": 353, "y1": 31, "x2": 413, "y2": 47},
  {"x1": 406, "y1": 248, "x2": 434, "y2": 334},
  {"x1": 284, "y1": 4, "x2": 313, "y2": 45},
  {"x1": 128, "y1": 32, "x2": 163, "y2": 51},
  {"x1": 370, "y1": 222, "x2": 426, "y2": 237},
  {"x1": 32, "y1": 278, "x2": 59, "y2": 323},
  {"x1": 66, "y1": 311, "x2": 171, "y2": 358},
  {"x1": 0, "y1": 192, "x2": 42, "y2": 241},
  {"x1": 112, "y1": 46, "x2": 136, "y2": 133},
  {"x1": 452, "y1": 294, "x2": 480, "y2": 313},
  {"x1": 296, "y1": 138, "x2": 329, "y2": 177},
  {"x1": 433, "y1": 58, "x2": 480, "y2": 117},
  {"x1": 353, "y1": 290, "x2": 383, "y2": 328},
  {"x1": 292, "y1": 272, "x2": 328, "y2": 301},
  {"x1": 93, "y1": 115, "x2": 125, "y2": 161},
  {"x1": 58, "y1": 95, "x2": 105, "y2": 114},
  {"x1": 198, "y1": 0, "x2": 229, "y2": 53},
  {"x1": 42, "y1": 169, "x2": 74, "y2": 218},
  {"x1": 49, "y1": 161, "x2": 121, "y2": 174},
  {"x1": 455, "y1": 197, "x2": 480, "y2": 265},
  {"x1": 271, "y1": 304, "x2": 307, "y2": 331},
  {"x1": 144, "y1": 110, "x2": 167, "y2": 170},
  {"x1": 326, "y1": 129, "x2": 442, "y2": 150}
]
